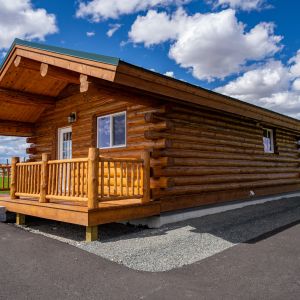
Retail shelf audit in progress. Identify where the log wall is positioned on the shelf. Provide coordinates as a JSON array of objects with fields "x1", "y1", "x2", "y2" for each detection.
[
  {"x1": 28, "y1": 86, "x2": 166, "y2": 161},
  {"x1": 28, "y1": 85, "x2": 300, "y2": 212},
  {"x1": 144, "y1": 104, "x2": 300, "y2": 212}
]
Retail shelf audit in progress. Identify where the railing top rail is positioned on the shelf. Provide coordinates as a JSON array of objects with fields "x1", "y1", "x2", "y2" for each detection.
[
  {"x1": 16, "y1": 161, "x2": 42, "y2": 166},
  {"x1": 48, "y1": 158, "x2": 88, "y2": 164},
  {"x1": 0, "y1": 165, "x2": 11, "y2": 168},
  {"x1": 100, "y1": 157, "x2": 144, "y2": 163}
]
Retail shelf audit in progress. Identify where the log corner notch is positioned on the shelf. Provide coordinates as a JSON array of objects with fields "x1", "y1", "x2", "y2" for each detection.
[{"x1": 14, "y1": 56, "x2": 90, "y2": 93}]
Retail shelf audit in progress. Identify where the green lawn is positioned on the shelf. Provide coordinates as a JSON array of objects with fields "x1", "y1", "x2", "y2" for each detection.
[{"x1": 0, "y1": 176, "x2": 10, "y2": 193}]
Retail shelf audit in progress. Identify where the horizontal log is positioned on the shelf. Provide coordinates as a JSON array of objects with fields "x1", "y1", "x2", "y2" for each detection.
[
  {"x1": 152, "y1": 166, "x2": 300, "y2": 177},
  {"x1": 155, "y1": 157, "x2": 298, "y2": 168},
  {"x1": 0, "y1": 88, "x2": 55, "y2": 107},
  {"x1": 166, "y1": 140, "x2": 264, "y2": 155},
  {"x1": 152, "y1": 178, "x2": 300, "y2": 197},
  {"x1": 127, "y1": 121, "x2": 172, "y2": 134},
  {"x1": 26, "y1": 147, "x2": 37, "y2": 155},
  {"x1": 0, "y1": 120, "x2": 34, "y2": 137},
  {"x1": 166, "y1": 173, "x2": 298, "y2": 187},
  {"x1": 167, "y1": 126, "x2": 261, "y2": 145},
  {"x1": 160, "y1": 183, "x2": 300, "y2": 212},
  {"x1": 151, "y1": 149, "x2": 299, "y2": 163},
  {"x1": 145, "y1": 131, "x2": 264, "y2": 150}
]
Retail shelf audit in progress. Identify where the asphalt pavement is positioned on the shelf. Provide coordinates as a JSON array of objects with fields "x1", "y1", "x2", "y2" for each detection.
[{"x1": 0, "y1": 219, "x2": 300, "y2": 299}]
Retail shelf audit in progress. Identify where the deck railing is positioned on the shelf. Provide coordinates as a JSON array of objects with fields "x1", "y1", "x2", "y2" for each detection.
[
  {"x1": 10, "y1": 148, "x2": 150, "y2": 208},
  {"x1": 0, "y1": 164, "x2": 11, "y2": 191}
]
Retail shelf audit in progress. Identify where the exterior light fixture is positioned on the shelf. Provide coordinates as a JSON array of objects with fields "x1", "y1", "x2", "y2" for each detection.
[{"x1": 68, "y1": 112, "x2": 77, "y2": 123}]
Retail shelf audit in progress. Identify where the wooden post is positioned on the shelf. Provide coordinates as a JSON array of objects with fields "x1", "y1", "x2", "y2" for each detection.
[
  {"x1": 86, "y1": 225, "x2": 98, "y2": 242},
  {"x1": 16, "y1": 213, "x2": 25, "y2": 225},
  {"x1": 40, "y1": 153, "x2": 49, "y2": 203},
  {"x1": 87, "y1": 148, "x2": 99, "y2": 209},
  {"x1": 10, "y1": 157, "x2": 19, "y2": 199},
  {"x1": 141, "y1": 151, "x2": 151, "y2": 202}
]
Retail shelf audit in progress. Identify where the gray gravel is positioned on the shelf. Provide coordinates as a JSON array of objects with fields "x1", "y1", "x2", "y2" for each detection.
[{"x1": 9, "y1": 196, "x2": 300, "y2": 272}]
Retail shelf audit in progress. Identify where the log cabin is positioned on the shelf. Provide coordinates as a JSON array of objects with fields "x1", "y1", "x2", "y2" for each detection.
[{"x1": 0, "y1": 38, "x2": 300, "y2": 241}]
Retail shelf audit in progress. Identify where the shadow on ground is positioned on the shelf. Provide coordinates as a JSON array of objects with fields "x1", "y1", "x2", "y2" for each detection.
[{"x1": 7, "y1": 196, "x2": 300, "y2": 245}]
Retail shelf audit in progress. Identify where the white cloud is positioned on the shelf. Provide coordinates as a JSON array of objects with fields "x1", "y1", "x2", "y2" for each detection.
[
  {"x1": 106, "y1": 24, "x2": 122, "y2": 37},
  {"x1": 129, "y1": 8, "x2": 282, "y2": 81},
  {"x1": 164, "y1": 71, "x2": 175, "y2": 77},
  {"x1": 210, "y1": 0, "x2": 266, "y2": 11},
  {"x1": 215, "y1": 51, "x2": 300, "y2": 119},
  {"x1": 0, "y1": 137, "x2": 28, "y2": 163},
  {"x1": 76, "y1": 0, "x2": 190, "y2": 22},
  {"x1": 86, "y1": 31, "x2": 95, "y2": 37},
  {"x1": 0, "y1": 0, "x2": 58, "y2": 50}
]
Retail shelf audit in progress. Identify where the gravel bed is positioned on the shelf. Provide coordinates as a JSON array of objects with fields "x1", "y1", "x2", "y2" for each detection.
[{"x1": 9, "y1": 196, "x2": 300, "y2": 272}]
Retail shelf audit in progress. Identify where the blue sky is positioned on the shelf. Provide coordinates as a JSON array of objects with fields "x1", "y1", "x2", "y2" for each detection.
[{"x1": 1, "y1": 0, "x2": 300, "y2": 161}]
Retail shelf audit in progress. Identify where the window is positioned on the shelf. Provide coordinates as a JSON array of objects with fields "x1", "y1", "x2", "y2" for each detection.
[
  {"x1": 97, "y1": 111, "x2": 126, "y2": 148},
  {"x1": 263, "y1": 128, "x2": 274, "y2": 153}
]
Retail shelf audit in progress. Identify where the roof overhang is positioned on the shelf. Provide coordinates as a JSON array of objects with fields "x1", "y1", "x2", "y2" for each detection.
[{"x1": 0, "y1": 39, "x2": 300, "y2": 133}]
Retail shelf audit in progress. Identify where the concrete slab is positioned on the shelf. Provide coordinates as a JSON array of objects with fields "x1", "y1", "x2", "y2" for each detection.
[{"x1": 128, "y1": 191, "x2": 300, "y2": 228}]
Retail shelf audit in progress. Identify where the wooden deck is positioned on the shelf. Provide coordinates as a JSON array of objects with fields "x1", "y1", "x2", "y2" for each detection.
[
  {"x1": 0, "y1": 148, "x2": 159, "y2": 241},
  {"x1": 0, "y1": 194, "x2": 160, "y2": 227}
]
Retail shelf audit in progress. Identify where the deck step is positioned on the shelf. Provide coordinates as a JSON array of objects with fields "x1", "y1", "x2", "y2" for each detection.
[{"x1": 0, "y1": 206, "x2": 6, "y2": 222}]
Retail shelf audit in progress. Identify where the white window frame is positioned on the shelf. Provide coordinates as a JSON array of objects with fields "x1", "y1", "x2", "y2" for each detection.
[
  {"x1": 263, "y1": 128, "x2": 274, "y2": 154},
  {"x1": 58, "y1": 126, "x2": 72, "y2": 159},
  {"x1": 97, "y1": 111, "x2": 126, "y2": 149}
]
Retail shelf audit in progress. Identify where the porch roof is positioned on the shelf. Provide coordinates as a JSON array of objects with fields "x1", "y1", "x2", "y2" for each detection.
[{"x1": 0, "y1": 39, "x2": 300, "y2": 133}]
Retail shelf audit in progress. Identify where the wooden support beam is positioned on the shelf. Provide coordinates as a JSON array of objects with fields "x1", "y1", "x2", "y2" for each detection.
[
  {"x1": 10, "y1": 157, "x2": 19, "y2": 200},
  {"x1": 14, "y1": 56, "x2": 80, "y2": 84},
  {"x1": 80, "y1": 74, "x2": 89, "y2": 93},
  {"x1": 141, "y1": 151, "x2": 151, "y2": 203},
  {"x1": 87, "y1": 147, "x2": 99, "y2": 209},
  {"x1": 16, "y1": 213, "x2": 25, "y2": 225},
  {"x1": 40, "y1": 62, "x2": 80, "y2": 84},
  {"x1": 0, "y1": 120, "x2": 34, "y2": 137},
  {"x1": 39, "y1": 153, "x2": 49, "y2": 203},
  {"x1": 0, "y1": 88, "x2": 55, "y2": 107},
  {"x1": 86, "y1": 226, "x2": 98, "y2": 242}
]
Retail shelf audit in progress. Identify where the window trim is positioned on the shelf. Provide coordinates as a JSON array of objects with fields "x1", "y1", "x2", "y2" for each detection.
[
  {"x1": 262, "y1": 127, "x2": 274, "y2": 154},
  {"x1": 96, "y1": 111, "x2": 127, "y2": 149}
]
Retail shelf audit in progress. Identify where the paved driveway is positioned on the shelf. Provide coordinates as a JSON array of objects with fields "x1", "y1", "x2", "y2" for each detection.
[{"x1": 0, "y1": 221, "x2": 300, "y2": 300}]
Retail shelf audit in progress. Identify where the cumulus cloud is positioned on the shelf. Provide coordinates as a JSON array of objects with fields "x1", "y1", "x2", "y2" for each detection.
[
  {"x1": 106, "y1": 24, "x2": 122, "y2": 37},
  {"x1": 129, "y1": 8, "x2": 282, "y2": 81},
  {"x1": 0, "y1": 137, "x2": 28, "y2": 163},
  {"x1": 215, "y1": 51, "x2": 300, "y2": 119},
  {"x1": 76, "y1": 0, "x2": 190, "y2": 22},
  {"x1": 0, "y1": 0, "x2": 58, "y2": 50},
  {"x1": 164, "y1": 71, "x2": 175, "y2": 77},
  {"x1": 86, "y1": 31, "x2": 95, "y2": 37},
  {"x1": 209, "y1": 0, "x2": 266, "y2": 11}
]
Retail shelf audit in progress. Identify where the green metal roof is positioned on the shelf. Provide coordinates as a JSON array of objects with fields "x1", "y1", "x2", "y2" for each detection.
[{"x1": 0, "y1": 38, "x2": 120, "y2": 70}]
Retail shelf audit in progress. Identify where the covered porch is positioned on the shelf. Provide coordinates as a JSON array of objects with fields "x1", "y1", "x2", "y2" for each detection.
[{"x1": 0, "y1": 39, "x2": 161, "y2": 241}]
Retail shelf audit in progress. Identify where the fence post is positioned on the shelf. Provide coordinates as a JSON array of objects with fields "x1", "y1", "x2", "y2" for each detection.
[
  {"x1": 10, "y1": 157, "x2": 19, "y2": 199},
  {"x1": 141, "y1": 151, "x2": 151, "y2": 203},
  {"x1": 88, "y1": 147, "x2": 99, "y2": 209},
  {"x1": 40, "y1": 153, "x2": 49, "y2": 203}
]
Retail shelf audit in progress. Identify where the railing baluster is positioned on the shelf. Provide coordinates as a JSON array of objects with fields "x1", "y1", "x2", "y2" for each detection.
[
  {"x1": 131, "y1": 163, "x2": 134, "y2": 196},
  {"x1": 108, "y1": 161, "x2": 111, "y2": 197},
  {"x1": 100, "y1": 158, "x2": 104, "y2": 198},
  {"x1": 126, "y1": 162, "x2": 129, "y2": 196},
  {"x1": 114, "y1": 162, "x2": 117, "y2": 196},
  {"x1": 120, "y1": 162, "x2": 124, "y2": 196}
]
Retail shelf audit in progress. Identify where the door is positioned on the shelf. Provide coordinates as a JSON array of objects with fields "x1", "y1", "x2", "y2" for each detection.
[
  {"x1": 58, "y1": 127, "x2": 72, "y2": 193},
  {"x1": 58, "y1": 126, "x2": 72, "y2": 159}
]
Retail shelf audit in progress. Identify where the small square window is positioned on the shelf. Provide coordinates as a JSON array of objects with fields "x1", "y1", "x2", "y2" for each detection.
[
  {"x1": 97, "y1": 112, "x2": 126, "y2": 149},
  {"x1": 263, "y1": 128, "x2": 274, "y2": 153}
]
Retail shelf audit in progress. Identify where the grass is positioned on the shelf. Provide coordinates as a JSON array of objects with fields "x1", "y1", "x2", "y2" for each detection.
[{"x1": 0, "y1": 176, "x2": 10, "y2": 193}]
